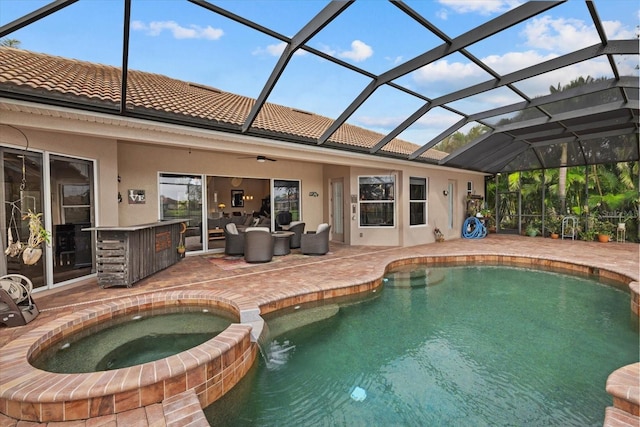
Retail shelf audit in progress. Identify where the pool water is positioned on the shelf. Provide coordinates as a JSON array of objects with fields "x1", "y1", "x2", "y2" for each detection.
[
  {"x1": 205, "y1": 266, "x2": 639, "y2": 426},
  {"x1": 31, "y1": 306, "x2": 234, "y2": 373}
]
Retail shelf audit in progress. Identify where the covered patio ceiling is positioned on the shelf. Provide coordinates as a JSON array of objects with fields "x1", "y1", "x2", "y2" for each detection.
[{"x1": 1, "y1": 0, "x2": 638, "y2": 174}]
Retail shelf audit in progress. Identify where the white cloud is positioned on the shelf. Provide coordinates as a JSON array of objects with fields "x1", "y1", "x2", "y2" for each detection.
[
  {"x1": 385, "y1": 55, "x2": 404, "y2": 65},
  {"x1": 413, "y1": 59, "x2": 481, "y2": 84},
  {"x1": 521, "y1": 16, "x2": 599, "y2": 52},
  {"x1": 411, "y1": 49, "x2": 614, "y2": 99},
  {"x1": 267, "y1": 43, "x2": 286, "y2": 56},
  {"x1": 522, "y1": 15, "x2": 637, "y2": 53},
  {"x1": 602, "y1": 20, "x2": 637, "y2": 39},
  {"x1": 337, "y1": 40, "x2": 373, "y2": 62},
  {"x1": 356, "y1": 115, "x2": 403, "y2": 128},
  {"x1": 482, "y1": 50, "x2": 558, "y2": 75},
  {"x1": 437, "y1": 0, "x2": 522, "y2": 15},
  {"x1": 252, "y1": 42, "x2": 307, "y2": 57},
  {"x1": 131, "y1": 20, "x2": 223, "y2": 40},
  {"x1": 318, "y1": 43, "x2": 336, "y2": 57}
]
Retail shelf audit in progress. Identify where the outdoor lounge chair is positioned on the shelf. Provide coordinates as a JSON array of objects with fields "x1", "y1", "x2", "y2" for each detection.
[
  {"x1": 300, "y1": 223, "x2": 330, "y2": 255},
  {"x1": 0, "y1": 274, "x2": 39, "y2": 327},
  {"x1": 243, "y1": 227, "x2": 274, "y2": 263},
  {"x1": 287, "y1": 221, "x2": 305, "y2": 248},
  {"x1": 224, "y1": 222, "x2": 245, "y2": 256}
]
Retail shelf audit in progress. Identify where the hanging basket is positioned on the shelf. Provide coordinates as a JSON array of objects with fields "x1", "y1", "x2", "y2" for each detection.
[{"x1": 22, "y1": 247, "x2": 42, "y2": 265}]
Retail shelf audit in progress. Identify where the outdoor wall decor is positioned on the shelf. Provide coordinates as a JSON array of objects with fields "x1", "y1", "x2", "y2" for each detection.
[
  {"x1": 128, "y1": 189, "x2": 146, "y2": 204},
  {"x1": 231, "y1": 189, "x2": 244, "y2": 207}
]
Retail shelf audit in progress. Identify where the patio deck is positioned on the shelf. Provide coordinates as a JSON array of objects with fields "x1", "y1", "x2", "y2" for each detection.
[{"x1": 0, "y1": 234, "x2": 638, "y2": 426}]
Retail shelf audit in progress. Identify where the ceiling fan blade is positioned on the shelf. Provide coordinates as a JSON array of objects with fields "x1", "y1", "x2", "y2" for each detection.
[
  {"x1": 237, "y1": 155, "x2": 277, "y2": 162},
  {"x1": 257, "y1": 155, "x2": 277, "y2": 162}
]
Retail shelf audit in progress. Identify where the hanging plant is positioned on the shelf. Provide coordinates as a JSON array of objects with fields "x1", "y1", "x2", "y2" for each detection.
[
  {"x1": 5, "y1": 200, "x2": 23, "y2": 257},
  {"x1": 4, "y1": 227, "x2": 23, "y2": 257},
  {"x1": 21, "y1": 210, "x2": 50, "y2": 265}
]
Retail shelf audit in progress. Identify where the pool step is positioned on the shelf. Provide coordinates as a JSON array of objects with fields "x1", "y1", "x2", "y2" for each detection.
[
  {"x1": 604, "y1": 406, "x2": 640, "y2": 427},
  {"x1": 163, "y1": 389, "x2": 209, "y2": 427},
  {"x1": 605, "y1": 362, "x2": 640, "y2": 425}
]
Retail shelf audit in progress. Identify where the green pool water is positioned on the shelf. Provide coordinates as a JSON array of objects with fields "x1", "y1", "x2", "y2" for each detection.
[
  {"x1": 205, "y1": 265, "x2": 638, "y2": 426},
  {"x1": 31, "y1": 306, "x2": 234, "y2": 373}
]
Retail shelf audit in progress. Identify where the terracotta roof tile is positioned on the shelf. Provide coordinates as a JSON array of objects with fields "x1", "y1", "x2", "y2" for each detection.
[{"x1": 0, "y1": 47, "x2": 447, "y2": 161}]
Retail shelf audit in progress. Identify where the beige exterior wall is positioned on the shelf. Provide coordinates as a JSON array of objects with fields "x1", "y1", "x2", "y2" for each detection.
[{"x1": 2, "y1": 102, "x2": 487, "y2": 252}]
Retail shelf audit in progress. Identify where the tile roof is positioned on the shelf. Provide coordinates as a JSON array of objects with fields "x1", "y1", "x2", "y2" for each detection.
[{"x1": 0, "y1": 47, "x2": 447, "y2": 161}]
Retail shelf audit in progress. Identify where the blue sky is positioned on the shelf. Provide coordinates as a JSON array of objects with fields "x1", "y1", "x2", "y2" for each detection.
[{"x1": 1, "y1": 0, "x2": 638, "y2": 146}]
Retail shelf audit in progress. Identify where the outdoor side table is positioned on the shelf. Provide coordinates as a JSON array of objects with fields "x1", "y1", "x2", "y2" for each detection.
[{"x1": 272, "y1": 231, "x2": 294, "y2": 256}]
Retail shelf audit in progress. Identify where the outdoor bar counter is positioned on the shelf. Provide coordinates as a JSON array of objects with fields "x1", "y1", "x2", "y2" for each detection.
[{"x1": 84, "y1": 219, "x2": 186, "y2": 288}]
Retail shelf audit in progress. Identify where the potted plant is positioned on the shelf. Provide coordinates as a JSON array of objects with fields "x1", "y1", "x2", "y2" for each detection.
[
  {"x1": 22, "y1": 210, "x2": 51, "y2": 265},
  {"x1": 546, "y1": 209, "x2": 561, "y2": 239},
  {"x1": 478, "y1": 208, "x2": 494, "y2": 232},
  {"x1": 525, "y1": 222, "x2": 539, "y2": 237},
  {"x1": 593, "y1": 217, "x2": 614, "y2": 243}
]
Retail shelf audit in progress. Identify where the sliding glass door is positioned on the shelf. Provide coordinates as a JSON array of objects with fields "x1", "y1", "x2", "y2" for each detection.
[
  {"x1": 1, "y1": 148, "x2": 95, "y2": 290},
  {"x1": 50, "y1": 155, "x2": 95, "y2": 284},
  {"x1": 2, "y1": 148, "x2": 46, "y2": 289},
  {"x1": 159, "y1": 173, "x2": 203, "y2": 254},
  {"x1": 273, "y1": 179, "x2": 300, "y2": 221}
]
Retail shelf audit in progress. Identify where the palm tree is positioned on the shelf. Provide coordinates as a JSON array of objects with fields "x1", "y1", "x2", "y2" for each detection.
[
  {"x1": 548, "y1": 76, "x2": 595, "y2": 213},
  {"x1": 434, "y1": 125, "x2": 488, "y2": 153},
  {"x1": 0, "y1": 39, "x2": 21, "y2": 48}
]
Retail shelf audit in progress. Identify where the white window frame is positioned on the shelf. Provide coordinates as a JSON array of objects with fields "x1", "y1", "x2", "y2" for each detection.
[
  {"x1": 409, "y1": 176, "x2": 428, "y2": 227},
  {"x1": 358, "y1": 175, "x2": 395, "y2": 228}
]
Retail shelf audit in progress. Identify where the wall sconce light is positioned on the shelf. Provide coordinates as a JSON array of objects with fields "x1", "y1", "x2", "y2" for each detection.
[
  {"x1": 218, "y1": 203, "x2": 226, "y2": 211},
  {"x1": 242, "y1": 195, "x2": 254, "y2": 201},
  {"x1": 442, "y1": 190, "x2": 449, "y2": 196}
]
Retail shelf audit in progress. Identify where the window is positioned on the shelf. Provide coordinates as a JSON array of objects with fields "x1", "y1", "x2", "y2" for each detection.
[
  {"x1": 409, "y1": 177, "x2": 427, "y2": 226},
  {"x1": 359, "y1": 176, "x2": 395, "y2": 227},
  {"x1": 61, "y1": 184, "x2": 91, "y2": 224},
  {"x1": 159, "y1": 174, "x2": 202, "y2": 225}
]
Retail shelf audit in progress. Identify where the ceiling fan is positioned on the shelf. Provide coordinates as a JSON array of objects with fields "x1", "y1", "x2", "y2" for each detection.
[{"x1": 239, "y1": 155, "x2": 277, "y2": 162}]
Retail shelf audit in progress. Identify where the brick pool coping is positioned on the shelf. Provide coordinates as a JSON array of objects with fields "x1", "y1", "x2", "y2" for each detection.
[{"x1": 0, "y1": 237, "x2": 638, "y2": 424}]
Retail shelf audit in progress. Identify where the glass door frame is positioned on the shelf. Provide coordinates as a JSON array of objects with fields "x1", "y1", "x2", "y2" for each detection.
[{"x1": 1, "y1": 145, "x2": 98, "y2": 292}]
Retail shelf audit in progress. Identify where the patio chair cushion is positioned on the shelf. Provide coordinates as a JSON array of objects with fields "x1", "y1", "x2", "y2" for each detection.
[
  {"x1": 316, "y1": 223, "x2": 329, "y2": 233},
  {"x1": 226, "y1": 222, "x2": 239, "y2": 235},
  {"x1": 245, "y1": 226, "x2": 270, "y2": 233}
]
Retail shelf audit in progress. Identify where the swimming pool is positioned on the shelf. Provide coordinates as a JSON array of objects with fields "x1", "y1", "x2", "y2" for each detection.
[{"x1": 205, "y1": 265, "x2": 638, "y2": 426}]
